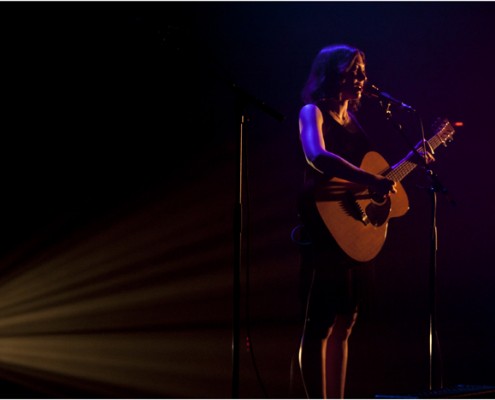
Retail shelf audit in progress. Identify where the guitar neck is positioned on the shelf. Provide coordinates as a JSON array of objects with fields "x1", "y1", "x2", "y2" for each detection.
[
  {"x1": 385, "y1": 125, "x2": 451, "y2": 183},
  {"x1": 386, "y1": 157, "x2": 419, "y2": 183}
]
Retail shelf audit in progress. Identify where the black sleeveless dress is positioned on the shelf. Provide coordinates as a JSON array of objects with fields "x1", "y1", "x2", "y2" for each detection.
[{"x1": 298, "y1": 105, "x2": 375, "y2": 337}]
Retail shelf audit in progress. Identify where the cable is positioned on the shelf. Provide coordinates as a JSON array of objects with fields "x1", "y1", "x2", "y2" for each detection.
[
  {"x1": 291, "y1": 224, "x2": 312, "y2": 246},
  {"x1": 243, "y1": 115, "x2": 269, "y2": 398},
  {"x1": 297, "y1": 267, "x2": 316, "y2": 399}
]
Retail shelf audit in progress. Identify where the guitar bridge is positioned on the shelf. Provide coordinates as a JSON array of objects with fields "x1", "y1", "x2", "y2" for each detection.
[{"x1": 342, "y1": 191, "x2": 370, "y2": 226}]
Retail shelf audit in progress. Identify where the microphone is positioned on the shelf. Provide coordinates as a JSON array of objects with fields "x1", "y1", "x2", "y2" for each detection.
[{"x1": 364, "y1": 83, "x2": 416, "y2": 112}]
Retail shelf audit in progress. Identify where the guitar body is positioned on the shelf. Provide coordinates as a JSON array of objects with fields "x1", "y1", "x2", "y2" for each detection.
[{"x1": 315, "y1": 151, "x2": 410, "y2": 262}]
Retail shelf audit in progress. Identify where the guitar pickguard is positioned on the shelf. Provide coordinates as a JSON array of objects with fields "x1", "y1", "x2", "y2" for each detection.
[{"x1": 365, "y1": 198, "x2": 392, "y2": 227}]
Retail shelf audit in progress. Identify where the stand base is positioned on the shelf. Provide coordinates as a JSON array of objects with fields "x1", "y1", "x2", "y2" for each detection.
[{"x1": 375, "y1": 384, "x2": 495, "y2": 399}]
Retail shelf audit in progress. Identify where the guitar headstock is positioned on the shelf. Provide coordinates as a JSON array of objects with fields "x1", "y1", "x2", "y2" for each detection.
[{"x1": 432, "y1": 118, "x2": 456, "y2": 147}]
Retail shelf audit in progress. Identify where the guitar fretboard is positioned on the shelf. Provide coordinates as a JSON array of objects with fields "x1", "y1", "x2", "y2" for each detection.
[{"x1": 385, "y1": 120, "x2": 454, "y2": 183}]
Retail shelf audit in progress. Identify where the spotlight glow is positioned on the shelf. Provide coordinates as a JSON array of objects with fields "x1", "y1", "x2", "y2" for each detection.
[{"x1": 0, "y1": 165, "x2": 234, "y2": 397}]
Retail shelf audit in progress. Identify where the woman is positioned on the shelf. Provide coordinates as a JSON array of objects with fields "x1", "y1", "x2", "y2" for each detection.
[{"x1": 297, "y1": 44, "x2": 397, "y2": 398}]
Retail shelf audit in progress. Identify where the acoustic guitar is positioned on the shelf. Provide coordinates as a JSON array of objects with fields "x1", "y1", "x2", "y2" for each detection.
[{"x1": 314, "y1": 118, "x2": 456, "y2": 262}]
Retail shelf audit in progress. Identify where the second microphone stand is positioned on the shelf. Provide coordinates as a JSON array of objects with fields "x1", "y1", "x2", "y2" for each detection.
[{"x1": 231, "y1": 84, "x2": 284, "y2": 398}]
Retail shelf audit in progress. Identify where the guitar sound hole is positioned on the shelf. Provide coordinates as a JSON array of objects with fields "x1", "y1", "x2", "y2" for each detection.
[{"x1": 370, "y1": 196, "x2": 388, "y2": 206}]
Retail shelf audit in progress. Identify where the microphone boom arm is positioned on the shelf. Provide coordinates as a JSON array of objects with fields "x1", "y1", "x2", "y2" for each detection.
[{"x1": 364, "y1": 83, "x2": 416, "y2": 112}]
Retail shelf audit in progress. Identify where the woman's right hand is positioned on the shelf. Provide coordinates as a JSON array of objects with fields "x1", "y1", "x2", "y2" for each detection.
[{"x1": 368, "y1": 175, "x2": 397, "y2": 200}]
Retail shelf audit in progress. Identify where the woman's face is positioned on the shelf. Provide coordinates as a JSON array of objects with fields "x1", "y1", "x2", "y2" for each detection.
[{"x1": 340, "y1": 53, "x2": 367, "y2": 101}]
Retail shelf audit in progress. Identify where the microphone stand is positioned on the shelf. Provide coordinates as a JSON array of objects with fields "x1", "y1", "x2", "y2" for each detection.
[
  {"x1": 231, "y1": 83, "x2": 284, "y2": 398},
  {"x1": 380, "y1": 101, "x2": 453, "y2": 393},
  {"x1": 150, "y1": 23, "x2": 285, "y2": 398},
  {"x1": 423, "y1": 166, "x2": 454, "y2": 391}
]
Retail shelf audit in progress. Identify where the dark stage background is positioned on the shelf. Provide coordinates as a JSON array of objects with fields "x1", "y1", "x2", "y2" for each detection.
[{"x1": 0, "y1": 2, "x2": 493, "y2": 398}]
